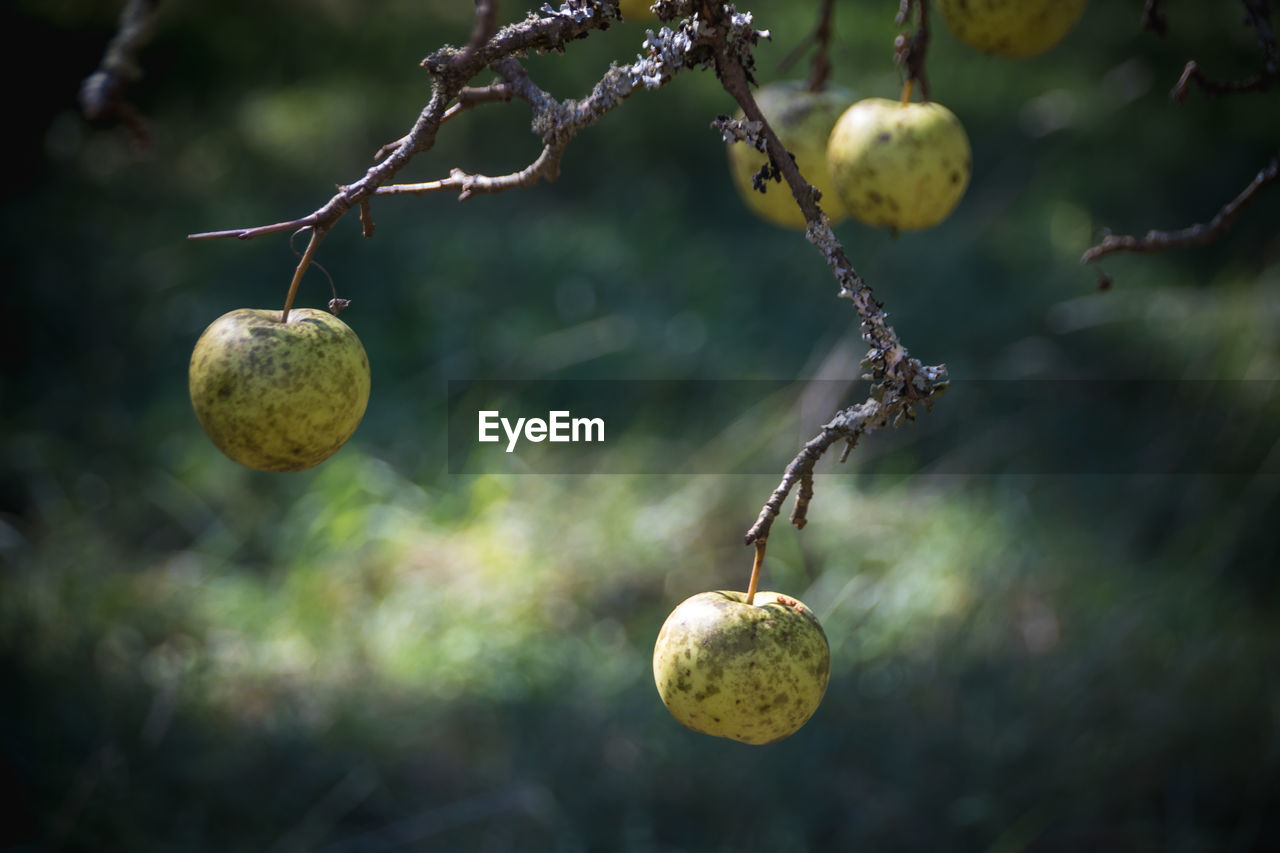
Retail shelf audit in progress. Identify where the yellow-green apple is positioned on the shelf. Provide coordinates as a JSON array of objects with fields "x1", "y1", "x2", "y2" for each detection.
[
  {"x1": 936, "y1": 0, "x2": 1086, "y2": 58},
  {"x1": 618, "y1": 0, "x2": 654, "y2": 20},
  {"x1": 653, "y1": 590, "x2": 830, "y2": 745},
  {"x1": 189, "y1": 308, "x2": 370, "y2": 472},
  {"x1": 826, "y1": 97, "x2": 971, "y2": 231}
]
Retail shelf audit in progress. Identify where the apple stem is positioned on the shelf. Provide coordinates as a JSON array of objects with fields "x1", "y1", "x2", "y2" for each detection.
[
  {"x1": 900, "y1": 79, "x2": 914, "y2": 106},
  {"x1": 280, "y1": 227, "x2": 327, "y2": 323},
  {"x1": 745, "y1": 538, "x2": 766, "y2": 605}
]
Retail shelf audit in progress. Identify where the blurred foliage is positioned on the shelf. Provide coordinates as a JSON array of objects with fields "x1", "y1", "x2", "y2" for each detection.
[{"x1": 2, "y1": 0, "x2": 1279, "y2": 850}]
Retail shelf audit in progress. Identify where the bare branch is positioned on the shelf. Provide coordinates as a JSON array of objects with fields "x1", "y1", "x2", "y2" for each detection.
[
  {"x1": 1082, "y1": 153, "x2": 1279, "y2": 263},
  {"x1": 79, "y1": 0, "x2": 162, "y2": 148},
  {"x1": 375, "y1": 82, "x2": 516, "y2": 162},
  {"x1": 452, "y1": 0, "x2": 501, "y2": 72},
  {"x1": 1173, "y1": 59, "x2": 1275, "y2": 102},
  {"x1": 188, "y1": 215, "x2": 325, "y2": 242},
  {"x1": 789, "y1": 468, "x2": 815, "y2": 529},
  {"x1": 894, "y1": 0, "x2": 931, "y2": 102},
  {"x1": 379, "y1": 15, "x2": 710, "y2": 201},
  {"x1": 1170, "y1": 0, "x2": 1277, "y2": 101},
  {"x1": 703, "y1": 3, "x2": 946, "y2": 544},
  {"x1": 778, "y1": 0, "x2": 837, "y2": 92},
  {"x1": 748, "y1": 424, "x2": 846, "y2": 544},
  {"x1": 188, "y1": 1, "x2": 621, "y2": 244},
  {"x1": 376, "y1": 151, "x2": 563, "y2": 200}
]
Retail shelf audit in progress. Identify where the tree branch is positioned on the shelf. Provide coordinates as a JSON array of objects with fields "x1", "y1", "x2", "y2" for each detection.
[
  {"x1": 1082, "y1": 153, "x2": 1279, "y2": 263},
  {"x1": 375, "y1": 82, "x2": 517, "y2": 162},
  {"x1": 378, "y1": 28, "x2": 714, "y2": 200},
  {"x1": 779, "y1": 0, "x2": 837, "y2": 92},
  {"x1": 894, "y1": 0, "x2": 931, "y2": 102},
  {"x1": 1089, "y1": 3, "x2": 1277, "y2": 275},
  {"x1": 79, "y1": 0, "x2": 162, "y2": 148},
  {"x1": 376, "y1": 151, "x2": 564, "y2": 201},
  {"x1": 452, "y1": 0, "x2": 501, "y2": 72},
  {"x1": 188, "y1": 1, "x2": 621, "y2": 243},
  {"x1": 1170, "y1": 0, "x2": 1277, "y2": 102},
  {"x1": 704, "y1": 2, "x2": 946, "y2": 544}
]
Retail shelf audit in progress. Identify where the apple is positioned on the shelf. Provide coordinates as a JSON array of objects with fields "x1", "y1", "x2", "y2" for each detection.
[
  {"x1": 653, "y1": 590, "x2": 830, "y2": 745},
  {"x1": 618, "y1": 0, "x2": 655, "y2": 20},
  {"x1": 727, "y1": 81, "x2": 857, "y2": 230},
  {"x1": 826, "y1": 97, "x2": 971, "y2": 231},
  {"x1": 188, "y1": 308, "x2": 370, "y2": 472},
  {"x1": 936, "y1": 0, "x2": 1086, "y2": 59}
]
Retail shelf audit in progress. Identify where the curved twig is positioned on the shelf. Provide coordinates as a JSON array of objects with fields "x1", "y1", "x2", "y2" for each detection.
[
  {"x1": 1170, "y1": 0, "x2": 1277, "y2": 102},
  {"x1": 79, "y1": 0, "x2": 162, "y2": 148},
  {"x1": 778, "y1": 0, "x2": 837, "y2": 92},
  {"x1": 375, "y1": 82, "x2": 516, "y2": 162},
  {"x1": 1082, "y1": 154, "x2": 1279, "y2": 263}
]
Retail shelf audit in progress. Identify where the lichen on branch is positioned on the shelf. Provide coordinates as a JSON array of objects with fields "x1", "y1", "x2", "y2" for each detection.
[{"x1": 704, "y1": 1, "x2": 946, "y2": 544}]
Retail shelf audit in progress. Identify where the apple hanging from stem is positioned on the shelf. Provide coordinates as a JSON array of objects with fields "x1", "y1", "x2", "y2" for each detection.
[{"x1": 652, "y1": 540, "x2": 830, "y2": 745}]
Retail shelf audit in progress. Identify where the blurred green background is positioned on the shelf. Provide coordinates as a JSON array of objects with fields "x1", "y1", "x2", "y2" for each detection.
[{"x1": 2, "y1": 0, "x2": 1278, "y2": 850}]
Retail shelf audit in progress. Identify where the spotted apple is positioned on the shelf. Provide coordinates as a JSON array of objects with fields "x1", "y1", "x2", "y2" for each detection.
[
  {"x1": 936, "y1": 0, "x2": 1086, "y2": 59},
  {"x1": 826, "y1": 96, "x2": 971, "y2": 231},
  {"x1": 189, "y1": 308, "x2": 370, "y2": 472},
  {"x1": 618, "y1": 0, "x2": 654, "y2": 20},
  {"x1": 653, "y1": 590, "x2": 830, "y2": 745}
]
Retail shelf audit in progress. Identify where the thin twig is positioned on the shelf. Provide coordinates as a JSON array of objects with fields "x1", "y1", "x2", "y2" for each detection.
[
  {"x1": 189, "y1": 215, "x2": 323, "y2": 242},
  {"x1": 779, "y1": 0, "x2": 837, "y2": 92},
  {"x1": 1173, "y1": 59, "x2": 1274, "y2": 102},
  {"x1": 79, "y1": 0, "x2": 162, "y2": 148},
  {"x1": 1082, "y1": 154, "x2": 1279, "y2": 263},
  {"x1": 1171, "y1": 0, "x2": 1277, "y2": 102},
  {"x1": 374, "y1": 82, "x2": 516, "y2": 162},
  {"x1": 749, "y1": 425, "x2": 845, "y2": 543},
  {"x1": 789, "y1": 468, "x2": 815, "y2": 529},
  {"x1": 894, "y1": 0, "x2": 931, "y2": 102},
  {"x1": 453, "y1": 0, "x2": 500, "y2": 72},
  {"x1": 377, "y1": 152, "x2": 563, "y2": 200}
]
